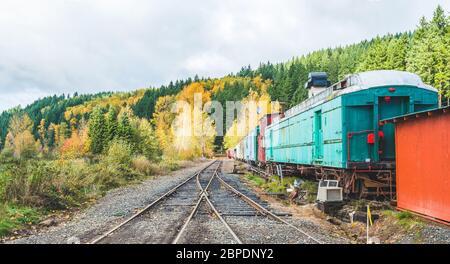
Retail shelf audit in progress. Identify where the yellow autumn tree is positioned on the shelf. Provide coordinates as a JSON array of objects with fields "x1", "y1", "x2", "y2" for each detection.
[
  {"x1": 173, "y1": 82, "x2": 215, "y2": 159},
  {"x1": 64, "y1": 90, "x2": 145, "y2": 118},
  {"x1": 154, "y1": 95, "x2": 177, "y2": 157},
  {"x1": 153, "y1": 82, "x2": 216, "y2": 159},
  {"x1": 223, "y1": 77, "x2": 280, "y2": 150},
  {"x1": 60, "y1": 123, "x2": 89, "y2": 159},
  {"x1": 4, "y1": 114, "x2": 39, "y2": 159}
]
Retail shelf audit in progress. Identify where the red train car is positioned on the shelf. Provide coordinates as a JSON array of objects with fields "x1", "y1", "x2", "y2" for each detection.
[
  {"x1": 257, "y1": 114, "x2": 273, "y2": 165},
  {"x1": 226, "y1": 149, "x2": 234, "y2": 159},
  {"x1": 382, "y1": 106, "x2": 450, "y2": 224}
]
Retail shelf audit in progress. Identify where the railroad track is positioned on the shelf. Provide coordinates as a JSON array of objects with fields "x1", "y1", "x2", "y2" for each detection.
[
  {"x1": 89, "y1": 159, "x2": 323, "y2": 244},
  {"x1": 88, "y1": 160, "x2": 219, "y2": 244},
  {"x1": 212, "y1": 172, "x2": 322, "y2": 244},
  {"x1": 172, "y1": 160, "x2": 242, "y2": 244}
]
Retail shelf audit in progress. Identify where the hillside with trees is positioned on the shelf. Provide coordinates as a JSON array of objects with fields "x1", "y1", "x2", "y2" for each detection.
[
  {"x1": 237, "y1": 6, "x2": 449, "y2": 107},
  {"x1": 0, "y1": 6, "x2": 448, "y2": 237}
]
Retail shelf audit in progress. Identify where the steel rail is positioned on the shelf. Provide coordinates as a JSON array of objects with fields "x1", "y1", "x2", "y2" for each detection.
[
  {"x1": 172, "y1": 161, "x2": 243, "y2": 244},
  {"x1": 88, "y1": 160, "x2": 217, "y2": 244},
  {"x1": 172, "y1": 161, "x2": 221, "y2": 244},
  {"x1": 171, "y1": 191, "x2": 205, "y2": 244},
  {"x1": 215, "y1": 174, "x2": 323, "y2": 244},
  {"x1": 198, "y1": 162, "x2": 218, "y2": 197},
  {"x1": 203, "y1": 190, "x2": 243, "y2": 244}
]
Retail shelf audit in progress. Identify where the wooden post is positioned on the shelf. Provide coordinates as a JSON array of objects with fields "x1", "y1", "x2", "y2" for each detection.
[{"x1": 367, "y1": 205, "x2": 370, "y2": 244}]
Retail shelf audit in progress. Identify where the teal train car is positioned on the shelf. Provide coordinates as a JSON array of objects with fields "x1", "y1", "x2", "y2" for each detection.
[{"x1": 264, "y1": 70, "x2": 438, "y2": 197}]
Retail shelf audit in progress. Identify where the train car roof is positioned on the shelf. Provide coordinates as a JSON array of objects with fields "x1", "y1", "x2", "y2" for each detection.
[
  {"x1": 341, "y1": 70, "x2": 437, "y2": 94},
  {"x1": 277, "y1": 70, "x2": 437, "y2": 125},
  {"x1": 230, "y1": 73, "x2": 430, "y2": 139}
]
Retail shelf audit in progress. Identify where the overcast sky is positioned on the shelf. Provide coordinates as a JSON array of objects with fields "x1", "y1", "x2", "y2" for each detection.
[{"x1": 0, "y1": 0, "x2": 449, "y2": 111}]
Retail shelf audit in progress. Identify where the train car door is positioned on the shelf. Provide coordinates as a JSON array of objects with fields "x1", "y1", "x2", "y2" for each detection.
[
  {"x1": 347, "y1": 106, "x2": 374, "y2": 162},
  {"x1": 314, "y1": 110, "x2": 323, "y2": 161},
  {"x1": 378, "y1": 96, "x2": 409, "y2": 160},
  {"x1": 267, "y1": 130, "x2": 273, "y2": 161}
]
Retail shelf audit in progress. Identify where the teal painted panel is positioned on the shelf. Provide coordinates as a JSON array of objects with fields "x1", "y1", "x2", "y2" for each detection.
[
  {"x1": 314, "y1": 110, "x2": 324, "y2": 160},
  {"x1": 378, "y1": 96, "x2": 409, "y2": 160},
  {"x1": 265, "y1": 85, "x2": 438, "y2": 169},
  {"x1": 265, "y1": 96, "x2": 344, "y2": 168},
  {"x1": 345, "y1": 105, "x2": 374, "y2": 162},
  {"x1": 342, "y1": 85, "x2": 439, "y2": 163},
  {"x1": 321, "y1": 97, "x2": 344, "y2": 167}
]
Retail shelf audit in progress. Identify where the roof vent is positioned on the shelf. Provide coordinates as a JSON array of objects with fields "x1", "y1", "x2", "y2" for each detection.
[{"x1": 305, "y1": 72, "x2": 330, "y2": 98}]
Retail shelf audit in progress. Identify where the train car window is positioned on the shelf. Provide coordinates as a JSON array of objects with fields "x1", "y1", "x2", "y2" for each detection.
[
  {"x1": 329, "y1": 181, "x2": 338, "y2": 187},
  {"x1": 320, "y1": 181, "x2": 328, "y2": 187},
  {"x1": 349, "y1": 76, "x2": 355, "y2": 86}
]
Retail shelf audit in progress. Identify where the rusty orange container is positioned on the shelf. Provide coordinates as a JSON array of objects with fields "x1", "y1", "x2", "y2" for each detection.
[{"x1": 386, "y1": 107, "x2": 450, "y2": 223}]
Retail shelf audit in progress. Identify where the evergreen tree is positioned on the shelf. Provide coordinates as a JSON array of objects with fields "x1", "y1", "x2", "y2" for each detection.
[
  {"x1": 407, "y1": 6, "x2": 449, "y2": 95},
  {"x1": 137, "y1": 119, "x2": 161, "y2": 161},
  {"x1": 105, "y1": 107, "x2": 118, "y2": 142},
  {"x1": 47, "y1": 124, "x2": 55, "y2": 148},
  {"x1": 117, "y1": 111, "x2": 133, "y2": 145},
  {"x1": 88, "y1": 107, "x2": 107, "y2": 154},
  {"x1": 358, "y1": 36, "x2": 390, "y2": 71},
  {"x1": 59, "y1": 122, "x2": 70, "y2": 143},
  {"x1": 385, "y1": 34, "x2": 409, "y2": 71}
]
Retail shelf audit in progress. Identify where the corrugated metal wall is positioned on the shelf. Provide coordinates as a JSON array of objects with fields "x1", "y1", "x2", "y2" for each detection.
[{"x1": 395, "y1": 112, "x2": 450, "y2": 222}]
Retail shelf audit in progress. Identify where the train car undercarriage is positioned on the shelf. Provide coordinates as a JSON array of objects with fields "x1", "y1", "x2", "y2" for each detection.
[{"x1": 263, "y1": 162, "x2": 395, "y2": 200}]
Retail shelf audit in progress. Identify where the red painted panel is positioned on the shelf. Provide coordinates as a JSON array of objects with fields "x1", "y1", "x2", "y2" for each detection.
[
  {"x1": 396, "y1": 112, "x2": 450, "y2": 222},
  {"x1": 257, "y1": 115, "x2": 272, "y2": 163}
]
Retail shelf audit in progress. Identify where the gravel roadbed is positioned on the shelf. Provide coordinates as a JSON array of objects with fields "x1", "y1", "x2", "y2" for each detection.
[
  {"x1": 398, "y1": 224, "x2": 450, "y2": 244},
  {"x1": 218, "y1": 171, "x2": 349, "y2": 244},
  {"x1": 7, "y1": 160, "x2": 210, "y2": 244}
]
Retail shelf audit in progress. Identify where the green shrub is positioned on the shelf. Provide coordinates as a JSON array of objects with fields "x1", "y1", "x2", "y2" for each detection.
[
  {"x1": 0, "y1": 204, "x2": 41, "y2": 237},
  {"x1": 246, "y1": 174, "x2": 266, "y2": 187},
  {"x1": 91, "y1": 141, "x2": 141, "y2": 190},
  {"x1": 0, "y1": 148, "x2": 15, "y2": 163},
  {"x1": 382, "y1": 210, "x2": 423, "y2": 230},
  {"x1": 26, "y1": 160, "x2": 56, "y2": 202},
  {"x1": 0, "y1": 170, "x2": 9, "y2": 202},
  {"x1": 5, "y1": 205, "x2": 40, "y2": 225},
  {"x1": 301, "y1": 180, "x2": 318, "y2": 203},
  {"x1": 1, "y1": 161, "x2": 28, "y2": 204},
  {"x1": 396, "y1": 211, "x2": 413, "y2": 220},
  {"x1": 0, "y1": 159, "x2": 99, "y2": 209},
  {"x1": 160, "y1": 159, "x2": 180, "y2": 172},
  {"x1": 104, "y1": 140, "x2": 132, "y2": 166},
  {"x1": 132, "y1": 155, "x2": 153, "y2": 175},
  {"x1": 262, "y1": 176, "x2": 284, "y2": 193},
  {"x1": 0, "y1": 218, "x2": 15, "y2": 237}
]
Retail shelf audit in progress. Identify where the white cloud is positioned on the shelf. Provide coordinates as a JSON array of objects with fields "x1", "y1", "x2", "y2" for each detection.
[
  {"x1": 183, "y1": 53, "x2": 234, "y2": 76},
  {"x1": 0, "y1": 0, "x2": 449, "y2": 111}
]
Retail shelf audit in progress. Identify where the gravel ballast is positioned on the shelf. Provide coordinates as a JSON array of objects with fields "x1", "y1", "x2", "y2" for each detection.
[{"x1": 215, "y1": 169, "x2": 349, "y2": 244}]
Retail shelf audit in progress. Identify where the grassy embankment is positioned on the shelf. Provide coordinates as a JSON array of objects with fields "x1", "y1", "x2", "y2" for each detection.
[
  {"x1": 0, "y1": 147, "x2": 184, "y2": 237},
  {"x1": 245, "y1": 173, "x2": 318, "y2": 203}
]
